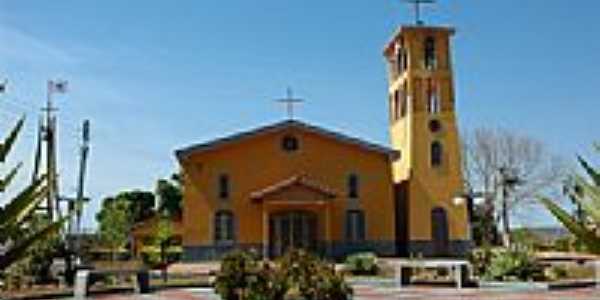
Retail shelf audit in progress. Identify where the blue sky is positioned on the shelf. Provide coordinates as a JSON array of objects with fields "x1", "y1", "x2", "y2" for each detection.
[{"x1": 0, "y1": 1, "x2": 598, "y2": 228}]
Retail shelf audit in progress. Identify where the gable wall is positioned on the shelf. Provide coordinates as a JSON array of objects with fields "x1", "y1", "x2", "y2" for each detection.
[{"x1": 179, "y1": 127, "x2": 396, "y2": 254}]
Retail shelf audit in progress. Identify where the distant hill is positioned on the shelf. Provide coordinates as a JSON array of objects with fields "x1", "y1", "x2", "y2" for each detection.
[{"x1": 515, "y1": 226, "x2": 571, "y2": 244}]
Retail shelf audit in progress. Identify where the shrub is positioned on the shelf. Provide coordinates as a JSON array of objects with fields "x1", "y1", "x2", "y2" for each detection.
[
  {"x1": 552, "y1": 236, "x2": 573, "y2": 252},
  {"x1": 484, "y1": 248, "x2": 544, "y2": 281},
  {"x1": 546, "y1": 265, "x2": 568, "y2": 281},
  {"x1": 215, "y1": 249, "x2": 352, "y2": 300},
  {"x1": 215, "y1": 250, "x2": 260, "y2": 300},
  {"x1": 468, "y1": 247, "x2": 494, "y2": 278},
  {"x1": 278, "y1": 249, "x2": 352, "y2": 300},
  {"x1": 344, "y1": 252, "x2": 378, "y2": 276}
]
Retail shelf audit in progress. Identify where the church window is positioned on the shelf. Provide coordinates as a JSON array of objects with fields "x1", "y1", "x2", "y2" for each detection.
[
  {"x1": 214, "y1": 210, "x2": 234, "y2": 243},
  {"x1": 282, "y1": 135, "x2": 299, "y2": 152},
  {"x1": 348, "y1": 174, "x2": 359, "y2": 198},
  {"x1": 431, "y1": 141, "x2": 443, "y2": 167},
  {"x1": 394, "y1": 90, "x2": 401, "y2": 120},
  {"x1": 345, "y1": 210, "x2": 365, "y2": 242},
  {"x1": 396, "y1": 40, "x2": 408, "y2": 74},
  {"x1": 424, "y1": 36, "x2": 437, "y2": 70},
  {"x1": 427, "y1": 80, "x2": 441, "y2": 114},
  {"x1": 400, "y1": 85, "x2": 407, "y2": 117},
  {"x1": 392, "y1": 88, "x2": 407, "y2": 121},
  {"x1": 429, "y1": 119, "x2": 442, "y2": 133},
  {"x1": 389, "y1": 94, "x2": 395, "y2": 122},
  {"x1": 218, "y1": 174, "x2": 230, "y2": 199}
]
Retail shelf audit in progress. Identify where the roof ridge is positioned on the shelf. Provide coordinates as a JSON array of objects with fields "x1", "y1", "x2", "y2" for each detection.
[{"x1": 175, "y1": 119, "x2": 399, "y2": 161}]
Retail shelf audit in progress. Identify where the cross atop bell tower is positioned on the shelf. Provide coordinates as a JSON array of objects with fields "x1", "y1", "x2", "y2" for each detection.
[{"x1": 403, "y1": 0, "x2": 436, "y2": 25}]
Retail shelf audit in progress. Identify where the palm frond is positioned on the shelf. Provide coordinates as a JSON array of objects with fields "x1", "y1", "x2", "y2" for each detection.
[
  {"x1": 0, "y1": 217, "x2": 66, "y2": 270},
  {"x1": 0, "y1": 116, "x2": 25, "y2": 163},
  {"x1": 540, "y1": 197, "x2": 600, "y2": 254},
  {"x1": 0, "y1": 162, "x2": 22, "y2": 192},
  {"x1": 572, "y1": 175, "x2": 600, "y2": 223},
  {"x1": 0, "y1": 175, "x2": 47, "y2": 230},
  {"x1": 577, "y1": 155, "x2": 600, "y2": 187}
]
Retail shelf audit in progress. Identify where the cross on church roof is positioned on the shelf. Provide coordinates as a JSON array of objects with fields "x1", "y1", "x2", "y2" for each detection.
[
  {"x1": 276, "y1": 88, "x2": 304, "y2": 120},
  {"x1": 403, "y1": 0, "x2": 436, "y2": 25}
]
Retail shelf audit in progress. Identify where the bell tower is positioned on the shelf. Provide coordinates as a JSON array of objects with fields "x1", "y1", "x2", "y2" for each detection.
[{"x1": 384, "y1": 24, "x2": 470, "y2": 256}]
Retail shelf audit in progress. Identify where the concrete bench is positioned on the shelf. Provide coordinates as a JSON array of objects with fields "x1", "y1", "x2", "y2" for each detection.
[
  {"x1": 74, "y1": 268, "x2": 150, "y2": 299},
  {"x1": 391, "y1": 259, "x2": 470, "y2": 289}
]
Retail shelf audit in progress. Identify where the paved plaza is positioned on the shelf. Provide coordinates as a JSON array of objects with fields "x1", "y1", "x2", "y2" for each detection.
[{"x1": 86, "y1": 286, "x2": 600, "y2": 300}]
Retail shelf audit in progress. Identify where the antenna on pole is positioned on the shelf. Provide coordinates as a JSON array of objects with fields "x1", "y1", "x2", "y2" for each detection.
[
  {"x1": 402, "y1": 0, "x2": 436, "y2": 25},
  {"x1": 43, "y1": 79, "x2": 68, "y2": 220}
]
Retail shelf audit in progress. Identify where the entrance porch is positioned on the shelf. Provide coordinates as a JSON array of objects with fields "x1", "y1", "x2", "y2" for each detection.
[{"x1": 250, "y1": 175, "x2": 336, "y2": 258}]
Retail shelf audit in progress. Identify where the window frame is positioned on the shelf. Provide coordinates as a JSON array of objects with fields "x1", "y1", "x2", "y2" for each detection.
[
  {"x1": 282, "y1": 135, "x2": 299, "y2": 152},
  {"x1": 427, "y1": 80, "x2": 441, "y2": 115},
  {"x1": 431, "y1": 141, "x2": 443, "y2": 167},
  {"x1": 345, "y1": 210, "x2": 366, "y2": 242},
  {"x1": 214, "y1": 210, "x2": 235, "y2": 244},
  {"x1": 396, "y1": 44, "x2": 407, "y2": 74},
  {"x1": 218, "y1": 174, "x2": 230, "y2": 200},
  {"x1": 348, "y1": 173, "x2": 359, "y2": 199},
  {"x1": 424, "y1": 36, "x2": 437, "y2": 70}
]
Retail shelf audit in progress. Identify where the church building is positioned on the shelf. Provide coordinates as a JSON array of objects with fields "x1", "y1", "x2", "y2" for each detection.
[{"x1": 175, "y1": 22, "x2": 471, "y2": 261}]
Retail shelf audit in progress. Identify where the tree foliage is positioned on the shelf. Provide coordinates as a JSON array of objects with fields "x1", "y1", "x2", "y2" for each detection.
[
  {"x1": 155, "y1": 175, "x2": 182, "y2": 217},
  {"x1": 97, "y1": 190, "x2": 155, "y2": 224},
  {"x1": 97, "y1": 197, "x2": 132, "y2": 261}
]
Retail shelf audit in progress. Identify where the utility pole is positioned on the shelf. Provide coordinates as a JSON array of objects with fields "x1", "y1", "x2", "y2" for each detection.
[{"x1": 66, "y1": 119, "x2": 90, "y2": 272}]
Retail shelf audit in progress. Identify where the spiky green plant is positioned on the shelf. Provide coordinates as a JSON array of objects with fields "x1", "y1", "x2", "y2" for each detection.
[
  {"x1": 540, "y1": 145, "x2": 600, "y2": 254},
  {"x1": 0, "y1": 117, "x2": 65, "y2": 270}
]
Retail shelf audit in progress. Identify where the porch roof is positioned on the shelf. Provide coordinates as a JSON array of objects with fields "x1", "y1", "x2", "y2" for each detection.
[{"x1": 250, "y1": 175, "x2": 338, "y2": 202}]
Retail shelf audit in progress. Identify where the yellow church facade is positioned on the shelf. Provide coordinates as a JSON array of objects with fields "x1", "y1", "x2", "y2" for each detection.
[{"x1": 175, "y1": 24, "x2": 471, "y2": 261}]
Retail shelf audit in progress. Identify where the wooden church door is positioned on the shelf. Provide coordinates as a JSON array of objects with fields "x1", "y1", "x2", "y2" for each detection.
[{"x1": 431, "y1": 207, "x2": 450, "y2": 256}]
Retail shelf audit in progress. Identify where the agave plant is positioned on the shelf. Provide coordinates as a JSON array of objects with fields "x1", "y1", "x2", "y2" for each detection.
[
  {"x1": 0, "y1": 117, "x2": 65, "y2": 270},
  {"x1": 540, "y1": 144, "x2": 600, "y2": 254}
]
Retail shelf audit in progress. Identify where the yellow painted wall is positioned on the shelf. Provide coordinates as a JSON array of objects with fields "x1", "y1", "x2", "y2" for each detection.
[
  {"x1": 179, "y1": 127, "x2": 396, "y2": 247},
  {"x1": 386, "y1": 26, "x2": 469, "y2": 242}
]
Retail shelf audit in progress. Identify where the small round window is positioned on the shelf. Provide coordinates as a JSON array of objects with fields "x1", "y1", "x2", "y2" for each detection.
[
  {"x1": 429, "y1": 119, "x2": 442, "y2": 133},
  {"x1": 282, "y1": 135, "x2": 299, "y2": 152}
]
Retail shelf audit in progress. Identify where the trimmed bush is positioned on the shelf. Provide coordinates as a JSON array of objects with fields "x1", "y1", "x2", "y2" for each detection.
[{"x1": 344, "y1": 252, "x2": 378, "y2": 275}]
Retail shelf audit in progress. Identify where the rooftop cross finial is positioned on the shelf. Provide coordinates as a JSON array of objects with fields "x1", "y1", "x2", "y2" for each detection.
[
  {"x1": 276, "y1": 87, "x2": 304, "y2": 120},
  {"x1": 403, "y1": 0, "x2": 436, "y2": 25}
]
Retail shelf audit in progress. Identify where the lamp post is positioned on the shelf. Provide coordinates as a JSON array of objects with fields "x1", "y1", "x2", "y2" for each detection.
[{"x1": 498, "y1": 166, "x2": 524, "y2": 248}]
